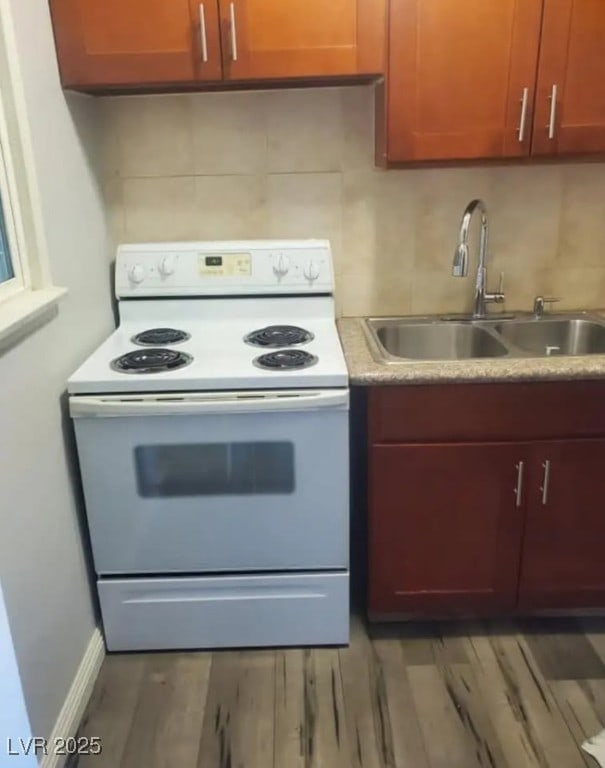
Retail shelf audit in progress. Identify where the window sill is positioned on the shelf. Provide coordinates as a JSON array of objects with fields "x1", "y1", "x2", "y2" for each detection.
[{"x1": 0, "y1": 286, "x2": 67, "y2": 353}]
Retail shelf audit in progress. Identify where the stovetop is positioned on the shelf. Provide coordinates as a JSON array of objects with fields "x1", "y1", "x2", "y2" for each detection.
[
  {"x1": 69, "y1": 240, "x2": 348, "y2": 394},
  {"x1": 68, "y1": 297, "x2": 348, "y2": 394}
]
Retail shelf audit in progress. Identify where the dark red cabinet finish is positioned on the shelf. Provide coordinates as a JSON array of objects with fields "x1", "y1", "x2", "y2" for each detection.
[
  {"x1": 369, "y1": 443, "x2": 528, "y2": 617},
  {"x1": 519, "y1": 439, "x2": 605, "y2": 609},
  {"x1": 367, "y1": 383, "x2": 605, "y2": 619}
]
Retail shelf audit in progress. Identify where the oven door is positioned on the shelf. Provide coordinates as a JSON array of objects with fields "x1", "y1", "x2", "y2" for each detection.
[{"x1": 70, "y1": 390, "x2": 349, "y2": 575}]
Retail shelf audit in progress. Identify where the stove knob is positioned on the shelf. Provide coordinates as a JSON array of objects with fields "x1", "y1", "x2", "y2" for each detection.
[
  {"x1": 303, "y1": 260, "x2": 320, "y2": 283},
  {"x1": 159, "y1": 255, "x2": 176, "y2": 277},
  {"x1": 273, "y1": 254, "x2": 290, "y2": 279},
  {"x1": 129, "y1": 264, "x2": 145, "y2": 284}
]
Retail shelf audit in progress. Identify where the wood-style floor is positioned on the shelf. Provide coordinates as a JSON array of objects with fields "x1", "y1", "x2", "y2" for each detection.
[{"x1": 72, "y1": 616, "x2": 605, "y2": 768}]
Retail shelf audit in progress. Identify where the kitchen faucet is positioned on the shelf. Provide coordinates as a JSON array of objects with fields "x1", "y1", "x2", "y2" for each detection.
[{"x1": 452, "y1": 199, "x2": 505, "y2": 319}]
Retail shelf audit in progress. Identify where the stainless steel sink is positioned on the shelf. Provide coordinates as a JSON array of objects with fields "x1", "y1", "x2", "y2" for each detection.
[
  {"x1": 364, "y1": 313, "x2": 605, "y2": 363},
  {"x1": 489, "y1": 318, "x2": 605, "y2": 356},
  {"x1": 366, "y1": 319, "x2": 508, "y2": 361}
]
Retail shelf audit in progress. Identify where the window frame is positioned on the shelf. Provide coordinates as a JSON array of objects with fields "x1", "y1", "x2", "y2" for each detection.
[
  {"x1": 0, "y1": 1, "x2": 65, "y2": 350},
  {"x1": 0, "y1": 99, "x2": 29, "y2": 302}
]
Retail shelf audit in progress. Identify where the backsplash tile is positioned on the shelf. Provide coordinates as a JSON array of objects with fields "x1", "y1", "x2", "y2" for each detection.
[
  {"x1": 194, "y1": 175, "x2": 266, "y2": 240},
  {"x1": 122, "y1": 177, "x2": 198, "y2": 241},
  {"x1": 106, "y1": 95, "x2": 193, "y2": 178},
  {"x1": 409, "y1": 273, "x2": 471, "y2": 316},
  {"x1": 102, "y1": 178, "x2": 126, "y2": 243},
  {"x1": 337, "y1": 267, "x2": 413, "y2": 318},
  {"x1": 558, "y1": 164, "x2": 605, "y2": 269},
  {"x1": 190, "y1": 92, "x2": 267, "y2": 175},
  {"x1": 413, "y1": 167, "x2": 493, "y2": 275},
  {"x1": 265, "y1": 89, "x2": 343, "y2": 173},
  {"x1": 341, "y1": 169, "x2": 416, "y2": 278},
  {"x1": 489, "y1": 165, "x2": 563, "y2": 275},
  {"x1": 265, "y1": 172, "x2": 342, "y2": 254},
  {"x1": 551, "y1": 268, "x2": 605, "y2": 310},
  {"x1": 340, "y1": 87, "x2": 375, "y2": 171},
  {"x1": 100, "y1": 86, "x2": 605, "y2": 316}
]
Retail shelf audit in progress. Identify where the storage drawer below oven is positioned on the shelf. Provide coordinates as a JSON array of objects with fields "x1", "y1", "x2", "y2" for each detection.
[{"x1": 98, "y1": 572, "x2": 349, "y2": 651}]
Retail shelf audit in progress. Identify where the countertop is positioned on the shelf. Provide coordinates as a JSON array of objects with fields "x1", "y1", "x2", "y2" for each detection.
[{"x1": 337, "y1": 316, "x2": 605, "y2": 385}]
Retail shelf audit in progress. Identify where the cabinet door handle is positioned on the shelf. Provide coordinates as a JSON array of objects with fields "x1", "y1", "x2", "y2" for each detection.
[
  {"x1": 518, "y1": 87, "x2": 529, "y2": 143},
  {"x1": 229, "y1": 2, "x2": 238, "y2": 61},
  {"x1": 547, "y1": 84, "x2": 558, "y2": 140},
  {"x1": 514, "y1": 461, "x2": 525, "y2": 507},
  {"x1": 540, "y1": 460, "x2": 551, "y2": 505},
  {"x1": 199, "y1": 4, "x2": 208, "y2": 63}
]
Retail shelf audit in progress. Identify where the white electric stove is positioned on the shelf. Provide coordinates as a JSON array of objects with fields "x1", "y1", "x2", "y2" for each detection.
[{"x1": 68, "y1": 240, "x2": 350, "y2": 651}]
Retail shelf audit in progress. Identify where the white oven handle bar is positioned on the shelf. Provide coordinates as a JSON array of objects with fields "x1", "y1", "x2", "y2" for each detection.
[{"x1": 70, "y1": 389, "x2": 349, "y2": 418}]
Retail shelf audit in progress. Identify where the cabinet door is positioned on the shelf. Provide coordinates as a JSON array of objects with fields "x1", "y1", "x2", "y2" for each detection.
[
  {"x1": 369, "y1": 443, "x2": 528, "y2": 617},
  {"x1": 218, "y1": 0, "x2": 385, "y2": 80},
  {"x1": 50, "y1": 0, "x2": 222, "y2": 88},
  {"x1": 519, "y1": 440, "x2": 605, "y2": 609},
  {"x1": 384, "y1": 0, "x2": 542, "y2": 162},
  {"x1": 532, "y1": 0, "x2": 605, "y2": 155}
]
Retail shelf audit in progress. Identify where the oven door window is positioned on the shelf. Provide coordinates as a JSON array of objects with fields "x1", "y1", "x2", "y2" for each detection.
[{"x1": 134, "y1": 442, "x2": 294, "y2": 497}]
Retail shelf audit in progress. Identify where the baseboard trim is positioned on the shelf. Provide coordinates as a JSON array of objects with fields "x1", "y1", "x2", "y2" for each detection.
[{"x1": 40, "y1": 628, "x2": 105, "y2": 768}]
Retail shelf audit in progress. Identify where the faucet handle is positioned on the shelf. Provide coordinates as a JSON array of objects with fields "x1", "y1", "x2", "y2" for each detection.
[{"x1": 485, "y1": 271, "x2": 506, "y2": 306}]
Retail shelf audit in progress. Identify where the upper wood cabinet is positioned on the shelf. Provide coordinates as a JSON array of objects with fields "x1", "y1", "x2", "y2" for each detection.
[
  {"x1": 219, "y1": 0, "x2": 385, "y2": 80},
  {"x1": 49, "y1": 0, "x2": 223, "y2": 88},
  {"x1": 382, "y1": 0, "x2": 543, "y2": 162},
  {"x1": 381, "y1": 0, "x2": 605, "y2": 163},
  {"x1": 532, "y1": 0, "x2": 605, "y2": 156},
  {"x1": 49, "y1": 0, "x2": 386, "y2": 90}
]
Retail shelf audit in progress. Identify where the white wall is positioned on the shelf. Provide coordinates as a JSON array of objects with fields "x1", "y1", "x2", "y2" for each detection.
[
  {"x1": 0, "y1": 0, "x2": 113, "y2": 740},
  {"x1": 0, "y1": 582, "x2": 38, "y2": 766}
]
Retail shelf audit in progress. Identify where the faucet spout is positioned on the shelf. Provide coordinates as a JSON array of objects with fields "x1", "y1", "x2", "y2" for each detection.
[
  {"x1": 452, "y1": 242, "x2": 469, "y2": 277},
  {"x1": 451, "y1": 198, "x2": 504, "y2": 319}
]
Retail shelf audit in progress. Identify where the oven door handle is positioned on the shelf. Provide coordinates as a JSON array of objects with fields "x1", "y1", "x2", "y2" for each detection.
[{"x1": 69, "y1": 390, "x2": 349, "y2": 418}]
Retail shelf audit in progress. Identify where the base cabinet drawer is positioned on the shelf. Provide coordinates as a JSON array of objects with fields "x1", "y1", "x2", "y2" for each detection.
[
  {"x1": 370, "y1": 382, "x2": 605, "y2": 443},
  {"x1": 98, "y1": 572, "x2": 349, "y2": 651}
]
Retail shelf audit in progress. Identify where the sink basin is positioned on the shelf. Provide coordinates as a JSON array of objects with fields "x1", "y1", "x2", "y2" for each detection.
[
  {"x1": 491, "y1": 318, "x2": 605, "y2": 356},
  {"x1": 367, "y1": 320, "x2": 508, "y2": 361},
  {"x1": 364, "y1": 313, "x2": 605, "y2": 364}
]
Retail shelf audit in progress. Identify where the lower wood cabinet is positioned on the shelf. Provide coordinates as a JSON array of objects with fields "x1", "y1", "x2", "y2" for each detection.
[
  {"x1": 369, "y1": 443, "x2": 527, "y2": 615},
  {"x1": 367, "y1": 383, "x2": 605, "y2": 618},
  {"x1": 519, "y1": 439, "x2": 605, "y2": 610}
]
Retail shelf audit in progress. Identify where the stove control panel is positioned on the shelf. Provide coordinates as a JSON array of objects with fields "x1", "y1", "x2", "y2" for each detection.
[
  {"x1": 199, "y1": 252, "x2": 252, "y2": 277},
  {"x1": 115, "y1": 240, "x2": 335, "y2": 297}
]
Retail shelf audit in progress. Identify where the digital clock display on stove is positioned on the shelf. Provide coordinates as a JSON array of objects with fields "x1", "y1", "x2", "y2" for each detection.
[
  {"x1": 199, "y1": 253, "x2": 251, "y2": 276},
  {"x1": 205, "y1": 256, "x2": 223, "y2": 267}
]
